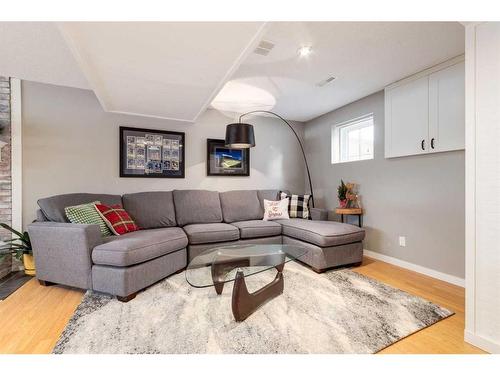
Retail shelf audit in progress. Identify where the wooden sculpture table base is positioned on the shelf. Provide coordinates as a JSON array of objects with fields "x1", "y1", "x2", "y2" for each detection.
[{"x1": 211, "y1": 258, "x2": 285, "y2": 322}]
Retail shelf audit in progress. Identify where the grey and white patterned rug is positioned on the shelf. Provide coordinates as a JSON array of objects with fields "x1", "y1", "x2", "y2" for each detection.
[{"x1": 53, "y1": 262, "x2": 453, "y2": 354}]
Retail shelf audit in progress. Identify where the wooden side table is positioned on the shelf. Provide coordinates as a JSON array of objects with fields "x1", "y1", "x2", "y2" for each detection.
[{"x1": 335, "y1": 208, "x2": 363, "y2": 227}]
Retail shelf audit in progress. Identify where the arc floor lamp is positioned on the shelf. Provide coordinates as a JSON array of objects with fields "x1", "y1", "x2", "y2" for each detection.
[{"x1": 224, "y1": 110, "x2": 315, "y2": 208}]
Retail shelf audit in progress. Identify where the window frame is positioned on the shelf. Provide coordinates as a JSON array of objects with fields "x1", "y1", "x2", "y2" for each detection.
[{"x1": 331, "y1": 113, "x2": 374, "y2": 164}]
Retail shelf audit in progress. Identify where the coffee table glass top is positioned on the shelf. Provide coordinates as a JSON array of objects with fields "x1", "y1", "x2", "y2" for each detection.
[{"x1": 185, "y1": 244, "x2": 307, "y2": 288}]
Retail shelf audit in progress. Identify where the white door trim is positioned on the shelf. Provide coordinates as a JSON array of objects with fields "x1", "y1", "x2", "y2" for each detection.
[
  {"x1": 464, "y1": 22, "x2": 477, "y2": 347},
  {"x1": 10, "y1": 78, "x2": 22, "y2": 231}
]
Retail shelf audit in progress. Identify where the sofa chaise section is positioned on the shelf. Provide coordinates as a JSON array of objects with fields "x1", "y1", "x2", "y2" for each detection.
[
  {"x1": 92, "y1": 227, "x2": 187, "y2": 266},
  {"x1": 277, "y1": 219, "x2": 365, "y2": 247},
  {"x1": 29, "y1": 192, "x2": 188, "y2": 302},
  {"x1": 277, "y1": 219, "x2": 365, "y2": 272},
  {"x1": 91, "y1": 227, "x2": 188, "y2": 300}
]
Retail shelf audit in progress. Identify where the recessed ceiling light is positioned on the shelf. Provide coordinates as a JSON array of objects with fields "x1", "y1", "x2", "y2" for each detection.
[{"x1": 297, "y1": 46, "x2": 312, "y2": 58}]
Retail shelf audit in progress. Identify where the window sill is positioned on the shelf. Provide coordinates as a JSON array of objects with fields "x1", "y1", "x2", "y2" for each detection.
[{"x1": 331, "y1": 157, "x2": 374, "y2": 165}]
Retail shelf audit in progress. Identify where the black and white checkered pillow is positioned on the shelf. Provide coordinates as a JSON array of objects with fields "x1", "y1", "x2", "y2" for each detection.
[{"x1": 280, "y1": 192, "x2": 312, "y2": 219}]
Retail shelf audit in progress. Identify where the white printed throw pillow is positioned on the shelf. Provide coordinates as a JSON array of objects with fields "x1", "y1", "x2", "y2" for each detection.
[{"x1": 263, "y1": 198, "x2": 290, "y2": 221}]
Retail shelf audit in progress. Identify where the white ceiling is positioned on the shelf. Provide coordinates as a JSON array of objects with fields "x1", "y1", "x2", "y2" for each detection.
[
  {"x1": 225, "y1": 22, "x2": 465, "y2": 122},
  {"x1": 59, "y1": 22, "x2": 266, "y2": 122},
  {"x1": 0, "y1": 22, "x2": 465, "y2": 123},
  {"x1": 0, "y1": 22, "x2": 89, "y2": 89}
]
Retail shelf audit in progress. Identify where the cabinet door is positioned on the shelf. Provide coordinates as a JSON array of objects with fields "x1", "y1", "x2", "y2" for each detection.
[
  {"x1": 385, "y1": 76, "x2": 429, "y2": 158},
  {"x1": 429, "y1": 61, "x2": 465, "y2": 152}
]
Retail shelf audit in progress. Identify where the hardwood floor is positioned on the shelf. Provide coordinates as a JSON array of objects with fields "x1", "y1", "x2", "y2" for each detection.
[
  {"x1": 0, "y1": 256, "x2": 485, "y2": 354},
  {"x1": 356, "y1": 257, "x2": 484, "y2": 354}
]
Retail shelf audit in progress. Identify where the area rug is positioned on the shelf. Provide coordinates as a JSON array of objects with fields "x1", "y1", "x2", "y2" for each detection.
[{"x1": 53, "y1": 262, "x2": 453, "y2": 354}]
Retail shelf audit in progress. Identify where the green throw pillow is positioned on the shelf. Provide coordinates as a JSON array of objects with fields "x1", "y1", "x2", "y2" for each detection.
[{"x1": 65, "y1": 201, "x2": 112, "y2": 237}]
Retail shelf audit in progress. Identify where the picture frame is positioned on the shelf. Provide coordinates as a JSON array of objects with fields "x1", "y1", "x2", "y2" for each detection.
[
  {"x1": 206, "y1": 138, "x2": 250, "y2": 177},
  {"x1": 120, "y1": 126, "x2": 185, "y2": 178}
]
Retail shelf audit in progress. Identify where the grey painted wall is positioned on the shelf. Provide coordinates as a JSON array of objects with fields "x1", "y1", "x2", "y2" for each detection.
[
  {"x1": 304, "y1": 91, "x2": 465, "y2": 278},
  {"x1": 21, "y1": 81, "x2": 465, "y2": 278},
  {"x1": 22, "y1": 81, "x2": 305, "y2": 226}
]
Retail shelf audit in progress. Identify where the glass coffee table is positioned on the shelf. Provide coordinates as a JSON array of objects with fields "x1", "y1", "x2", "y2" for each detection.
[{"x1": 186, "y1": 244, "x2": 307, "y2": 322}]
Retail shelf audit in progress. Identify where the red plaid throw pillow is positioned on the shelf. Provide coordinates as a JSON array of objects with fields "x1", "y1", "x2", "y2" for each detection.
[{"x1": 94, "y1": 204, "x2": 139, "y2": 235}]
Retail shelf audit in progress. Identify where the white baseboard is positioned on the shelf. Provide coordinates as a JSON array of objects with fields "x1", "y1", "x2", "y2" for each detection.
[
  {"x1": 465, "y1": 330, "x2": 500, "y2": 354},
  {"x1": 363, "y1": 249, "x2": 465, "y2": 288}
]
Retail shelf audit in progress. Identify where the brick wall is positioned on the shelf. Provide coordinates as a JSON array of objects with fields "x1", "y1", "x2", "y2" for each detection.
[{"x1": 0, "y1": 76, "x2": 12, "y2": 279}]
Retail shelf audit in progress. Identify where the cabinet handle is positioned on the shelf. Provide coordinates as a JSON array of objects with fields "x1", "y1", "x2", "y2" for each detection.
[
  {"x1": 421, "y1": 139, "x2": 425, "y2": 150},
  {"x1": 431, "y1": 138, "x2": 435, "y2": 149}
]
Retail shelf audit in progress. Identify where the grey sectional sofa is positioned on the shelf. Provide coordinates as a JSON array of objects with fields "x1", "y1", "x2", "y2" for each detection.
[{"x1": 28, "y1": 189, "x2": 365, "y2": 302}]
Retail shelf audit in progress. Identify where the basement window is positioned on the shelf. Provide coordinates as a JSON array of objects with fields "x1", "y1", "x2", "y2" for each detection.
[{"x1": 331, "y1": 114, "x2": 374, "y2": 164}]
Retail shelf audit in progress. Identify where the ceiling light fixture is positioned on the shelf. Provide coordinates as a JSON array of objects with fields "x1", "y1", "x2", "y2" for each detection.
[
  {"x1": 297, "y1": 46, "x2": 312, "y2": 58},
  {"x1": 211, "y1": 81, "x2": 276, "y2": 114}
]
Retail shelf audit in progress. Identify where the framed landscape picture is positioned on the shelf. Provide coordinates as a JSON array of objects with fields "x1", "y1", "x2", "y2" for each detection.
[
  {"x1": 207, "y1": 139, "x2": 250, "y2": 176},
  {"x1": 120, "y1": 126, "x2": 185, "y2": 178}
]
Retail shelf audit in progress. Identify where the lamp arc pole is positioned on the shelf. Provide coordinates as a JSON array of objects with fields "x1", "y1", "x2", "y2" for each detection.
[{"x1": 238, "y1": 110, "x2": 315, "y2": 208}]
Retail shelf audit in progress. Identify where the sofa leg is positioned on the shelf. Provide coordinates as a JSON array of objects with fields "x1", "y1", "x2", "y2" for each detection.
[
  {"x1": 311, "y1": 266, "x2": 325, "y2": 273},
  {"x1": 116, "y1": 292, "x2": 137, "y2": 303},
  {"x1": 39, "y1": 280, "x2": 56, "y2": 287},
  {"x1": 352, "y1": 261, "x2": 363, "y2": 267}
]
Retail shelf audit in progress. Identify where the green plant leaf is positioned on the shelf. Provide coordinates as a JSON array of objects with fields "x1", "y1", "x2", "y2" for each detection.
[
  {"x1": 0, "y1": 223, "x2": 32, "y2": 250},
  {"x1": 0, "y1": 223, "x2": 24, "y2": 238},
  {"x1": 7, "y1": 244, "x2": 25, "y2": 249},
  {"x1": 22, "y1": 232, "x2": 32, "y2": 248},
  {"x1": 337, "y1": 179, "x2": 349, "y2": 200}
]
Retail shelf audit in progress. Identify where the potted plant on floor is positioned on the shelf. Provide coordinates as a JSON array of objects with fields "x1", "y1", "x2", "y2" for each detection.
[{"x1": 0, "y1": 223, "x2": 34, "y2": 276}]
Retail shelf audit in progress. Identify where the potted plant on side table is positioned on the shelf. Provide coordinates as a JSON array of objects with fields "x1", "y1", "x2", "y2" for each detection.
[
  {"x1": 0, "y1": 223, "x2": 34, "y2": 276},
  {"x1": 337, "y1": 179, "x2": 350, "y2": 208}
]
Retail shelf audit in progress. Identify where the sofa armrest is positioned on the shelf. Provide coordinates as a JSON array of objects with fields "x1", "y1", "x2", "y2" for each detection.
[
  {"x1": 28, "y1": 222, "x2": 103, "y2": 289},
  {"x1": 310, "y1": 208, "x2": 328, "y2": 221}
]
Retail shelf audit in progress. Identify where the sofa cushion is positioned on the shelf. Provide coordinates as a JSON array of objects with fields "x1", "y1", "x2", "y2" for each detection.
[
  {"x1": 276, "y1": 219, "x2": 365, "y2": 247},
  {"x1": 257, "y1": 190, "x2": 280, "y2": 208},
  {"x1": 220, "y1": 190, "x2": 262, "y2": 223},
  {"x1": 183, "y1": 223, "x2": 239, "y2": 245},
  {"x1": 173, "y1": 190, "x2": 222, "y2": 226},
  {"x1": 231, "y1": 220, "x2": 282, "y2": 239},
  {"x1": 122, "y1": 191, "x2": 176, "y2": 229},
  {"x1": 38, "y1": 193, "x2": 122, "y2": 223},
  {"x1": 92, "y1": 227, "x2": 188, "y2": 267}
]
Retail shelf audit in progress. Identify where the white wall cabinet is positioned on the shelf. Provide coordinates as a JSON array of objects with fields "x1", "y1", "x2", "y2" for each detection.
[
  {"x1": 385, "y1": 57, "x2": 465, "y2": 158},
  {"x1": 429, "y1": 61, "x2": 465, "y2": 153}
]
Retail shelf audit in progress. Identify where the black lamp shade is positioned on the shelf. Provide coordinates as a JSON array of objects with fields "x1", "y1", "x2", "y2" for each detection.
[{"x1": 225, "y1": 123, "x2": 255, "y2": 148}]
